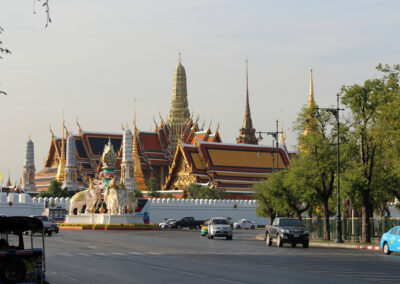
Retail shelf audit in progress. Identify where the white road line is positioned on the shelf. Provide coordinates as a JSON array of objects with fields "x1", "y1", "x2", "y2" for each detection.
[
  {"x1": 129, "y1": 252, "x2": 144, "y2": 255},
  {"x1": 177, "y1": 270, "x2": 206, "y2": 278},
  {"x1": 216, "y1": 278, "x2": 245, "y2": 284},
  {"x1": 111, "y1": 252, "x2": 124, "y2": 255},
  {"x1": 93, "y1": 252, "x2": 106, "y2": 256}
]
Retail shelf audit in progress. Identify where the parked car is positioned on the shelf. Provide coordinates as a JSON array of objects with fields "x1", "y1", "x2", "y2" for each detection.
[
  {"x1": 170, "y1": 217, "x2": 204, "y2": 229},
  {"x1": 208, "y1": 217, "x2": 233, "y2": 240},
  {"x1": 201, "y1": 220, "x2": 210, "y2": 236},
  {"x1": 233, "y1": 219, "x2": 257, "y2": 230},
  {"x1": 49, "y1": 218, "x2": 59, "y2": 233},
  {"x1": 265, "y1": 218, "x2": 309, "y2": 248},
  {"x1": 30, "y1": 215, "x2": 54, "y2": 236},
  {"x1": 159, "y1": 219, "x2": 176, "y2": 229},
  {"x1": 380, "y1": 226, "x2": 400, "y2": 255}
]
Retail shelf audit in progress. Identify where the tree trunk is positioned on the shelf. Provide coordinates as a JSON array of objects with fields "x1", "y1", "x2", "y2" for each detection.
[
  {"x1": 269, "y1": 208, "x2": 274, "y2": 225},
  {"x1": 322, "y1": 200, "x2": 330, "y2": 240},
  {"x1": 361, "y1": 204, "x2": 371, "y2": 243}
]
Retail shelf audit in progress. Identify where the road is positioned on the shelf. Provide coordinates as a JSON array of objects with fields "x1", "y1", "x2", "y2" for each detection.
[{"x1": 42, "y1": 229, "x2": 400, "y2": 284}]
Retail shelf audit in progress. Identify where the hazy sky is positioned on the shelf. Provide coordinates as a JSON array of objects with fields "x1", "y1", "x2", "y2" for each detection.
[{"x1": 1, "y1": 0, "x2": 399, "y2": 184}]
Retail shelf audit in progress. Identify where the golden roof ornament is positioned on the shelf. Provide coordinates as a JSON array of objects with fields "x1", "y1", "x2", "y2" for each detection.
[{"x1": 102, "y1": 138, "x2": 117, "y2": 169}]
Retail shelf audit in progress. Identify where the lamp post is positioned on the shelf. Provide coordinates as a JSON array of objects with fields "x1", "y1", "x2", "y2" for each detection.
[
  {"x1": 317, "y1": 93, "x2": 344, "y2": 243},
  {"x1": 256, "y1": 120, "x2": 282, "y2": 172}
]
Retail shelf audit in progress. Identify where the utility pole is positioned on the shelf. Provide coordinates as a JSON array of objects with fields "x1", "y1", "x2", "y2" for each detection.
[
  {"x1": 317, "y1": 93, "x2": 344, "y2": 243},
  {"x1": 256, "y1": 119, "x2": 283, "y2": 173}
]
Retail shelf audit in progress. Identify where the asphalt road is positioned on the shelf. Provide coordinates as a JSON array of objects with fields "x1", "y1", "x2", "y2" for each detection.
[{"x1": 41, "y1": 229, "x2": 400, "y2": 284}]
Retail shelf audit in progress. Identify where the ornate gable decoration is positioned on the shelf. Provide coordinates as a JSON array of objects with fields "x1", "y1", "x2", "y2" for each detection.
[{"x1": 102, "y1": 139, "x2": 117, "y2": 169}]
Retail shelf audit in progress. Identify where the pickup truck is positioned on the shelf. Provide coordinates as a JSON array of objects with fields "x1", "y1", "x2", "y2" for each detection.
[
  {"x1": 170, "y1": 217, "x2": 204, "y2": 229},
  {"x1": 264, "y1": 218, "x2": 309, "y2": 248}
]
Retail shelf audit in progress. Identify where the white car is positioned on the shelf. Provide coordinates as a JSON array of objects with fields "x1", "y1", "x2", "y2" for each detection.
[
  {"x1": 233, "y1": 219, "x2": 257, "y2": 230},
  {"x1": 159, "y1": 219, "x2": 176, "y2": 229},
  {"x1": 208, "y1": 217, "x2": 233, "y2": 240}
]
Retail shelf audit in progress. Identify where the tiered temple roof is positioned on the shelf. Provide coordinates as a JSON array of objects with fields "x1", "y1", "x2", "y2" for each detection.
[
  {"x1": 35, "y1": 122, "x2": 221, "y2": 191},
  {"x1": 163, "y1": 140, "x2": 290, "y2": 198}
]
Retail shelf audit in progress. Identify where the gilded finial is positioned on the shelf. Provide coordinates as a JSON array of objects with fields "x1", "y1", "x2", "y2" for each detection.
[
  {"x1": 121, "y1": 123, "x2": 125, "y2": 131},
  {"x1": 178, "y1": 52, "x2": 182, "y2": 64},
  {"x1": 208, "y1": 120, "x2": 212, "y2": 130},
  {"x1": 216, "y1": 122, "x2": 220, "y2": 132}
]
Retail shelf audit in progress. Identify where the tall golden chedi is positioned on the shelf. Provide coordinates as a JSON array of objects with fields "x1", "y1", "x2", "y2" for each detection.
[
  {"x1": 133, "y1": 104, "x2": 148, "y2": 191},
  {"x1": 56, "y1": 116, "x2": 66, "y2": 182},
  {"x1": 237, "y1": 59, "x2": 258, "y2": 145},
  {"x1": 302, "y1": 69, "x2": 317, "y2": 136},
  {"x1": 166, "y1": 54, "x2": 191, "y2": 157}
]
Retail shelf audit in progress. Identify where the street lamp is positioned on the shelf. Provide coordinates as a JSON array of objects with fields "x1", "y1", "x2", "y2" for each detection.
[
  {"x1": 256, "y1": 120, "x2": 283, "y2": 172},
  {"x1": 317, "y1": 93, "x2": 344, "y2": 243}
]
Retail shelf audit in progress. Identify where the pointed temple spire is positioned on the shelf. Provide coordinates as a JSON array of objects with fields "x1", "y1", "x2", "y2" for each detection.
[
  {"x1": 5, "y1": 169, "x2": 11, "y2": 187},
  {"x1": 303, "y1": 69, "x2": 318, "y2": 136},
  {"x1": 167, "y1": 53, "x2": 191, "y2": 156},
  {"x1": 63, "y1": 132, "x2": 78, "y2": 191},
  {"x1": 22, "y1": 136, "x2": 36, "y2": 192},
  {"x1": 132, "y1": 100, "x2": 147, "y2": 191},
  {"x1": 308, "y1": 69, "x2": 316, "y2": 108},
  {"x1": 237, "y1": 59, "x2": 258, "y2": 145},
  {"x1": 56, "y1": 113, "x2": 66, "y2": 182},
  {"x1": 279, "y1": 111, "x2": 286, "y2": 146}
]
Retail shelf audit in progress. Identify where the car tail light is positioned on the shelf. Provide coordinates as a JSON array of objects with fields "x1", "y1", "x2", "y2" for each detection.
[{"x1": 51, "y1": 222, "x2": 54, "y2": 225}]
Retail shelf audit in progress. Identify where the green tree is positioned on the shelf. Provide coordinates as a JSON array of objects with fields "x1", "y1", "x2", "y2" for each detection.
[
  {"x1": 146, "y1": 177, "x2": 161, "y2": 198},
  {"x1": 37, "y1": 179, "x2": 76, "y2": 198},
  {"x1": 340, "y1": 64, "x2": 399, "y2": 242},
  {"x1": 255, "y1": 169, "x2": 310, "y2": 222},
  {"x1": 185, "y1": 183, "x2": 225, "y2": 199},
  {"x1": 294, "y1": 105, "x2": 349, "y2": 240}
]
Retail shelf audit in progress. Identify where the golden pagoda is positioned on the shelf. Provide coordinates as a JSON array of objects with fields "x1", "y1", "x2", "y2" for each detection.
[
  {"x1": 303, "y1": 69, "x2": 318, "y2": 136},
  {"x1": 56, "y1": 116, "x2": 66, "y2": 182},
  {"x1": 237, "y1": 59, "x2": 258, "y2": 145},
  {"x1": 167, "y1": 53, "x2": 191, "y2": 156},
  {"x1": 133, "y1": 104, "x2": 147, "y2": 191}
]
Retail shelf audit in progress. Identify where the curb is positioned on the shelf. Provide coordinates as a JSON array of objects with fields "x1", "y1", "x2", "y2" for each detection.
[{"x1": 248, "y1": 234, "x2": 382, "y2": 250}]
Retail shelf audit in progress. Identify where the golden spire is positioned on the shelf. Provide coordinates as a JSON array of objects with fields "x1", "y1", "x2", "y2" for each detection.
[
  {"x1": 308, "y1": 69, "x2": 315, "y2": 108},
  {"x1": 56, "y1": 112, "x2": 66, "y2": 182},
  {"x1": 132, "y1": 99, "x2": 147, "y2": 191},
  {"x1": 5, "y1": 169, "x2": 11, "y2": 187},
  {"x1": 279, "y1": 111, "x2": 285, "y2": 145},
  {"x1": 303, "y1": 69, "x2": 318, "y2": 137}
]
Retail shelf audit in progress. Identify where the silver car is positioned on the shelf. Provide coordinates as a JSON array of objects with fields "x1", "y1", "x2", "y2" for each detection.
[
  {"x1": 207, "y1": 217, "x2": 233, "y2": 240},
  {"x1": 159, "y1": 219, "x2": 176, "y2": 229}
]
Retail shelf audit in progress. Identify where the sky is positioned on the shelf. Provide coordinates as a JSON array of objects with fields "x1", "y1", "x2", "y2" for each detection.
[{"x1": 0, "y1": 0, "x2": 399, "y2": 184}]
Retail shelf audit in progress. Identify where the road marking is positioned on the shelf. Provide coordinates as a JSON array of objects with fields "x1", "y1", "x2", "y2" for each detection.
[
  {"x1": 93, "y1": 252, "x2": 107, "y2": 256},
  {"x1": 217, "y1": 278, "x2": 245, "y2": 284},
  {"x1": 177, "y1": 270, "x2": 205, "y2": 277},
  {"x1": 111, "y1": 252, "x2": 124, "y2": 255}
]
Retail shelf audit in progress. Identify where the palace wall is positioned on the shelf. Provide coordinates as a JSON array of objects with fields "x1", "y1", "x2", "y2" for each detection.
[{"x1": 0, "y1": 193, "x2": 269, "y2": 224}]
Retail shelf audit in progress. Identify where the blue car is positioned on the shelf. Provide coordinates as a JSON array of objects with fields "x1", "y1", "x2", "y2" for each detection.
[{"x1": 380, "y1": 226, "x2": 400, "y2": 255}]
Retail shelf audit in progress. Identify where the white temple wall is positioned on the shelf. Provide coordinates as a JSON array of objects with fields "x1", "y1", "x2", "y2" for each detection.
[
  {"x1": 147, "y1": 198, "x2": 270, "y2": 225},
  {"x1": 0, "y1": 193, "x2": 270, "y2": 224}
]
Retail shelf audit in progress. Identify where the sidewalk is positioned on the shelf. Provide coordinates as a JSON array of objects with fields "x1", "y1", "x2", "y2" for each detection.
[{"x1": 240, "y1": 233, "x2": 382, "y2": 251}]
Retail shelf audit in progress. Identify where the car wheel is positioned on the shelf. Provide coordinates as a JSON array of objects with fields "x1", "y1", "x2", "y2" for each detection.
[
  {"x1": 383, "y1": 242, "x2": 391, "y2": 255},
  {"x1": 0, "y1": 259, "x2": 27, "y2": 284},
  {"x1": 47, "y1": 231, "x2": 52, "y2": 237},
  {"x1": 266, "y1": 233, "x2": 272, "y2": 246},
  {"x1": 251, "y1": 226, "x2": 255, "y2": 230},
  {"x1": 277, "y1": 235, "x2": 283, "y2": 247},
  {"x1": 302, "y1": 241, "x2": 309, "y2": 248},
  {"x1": 291, "y1": 243, "x2": 296, "y2": 248},
  {"x1": 226, "y1": 235, "x2": 232, "y2": 240},
  {"x1": 210, "y1": 235, "x2": 214, "y2": 239},
  {"x1": 236, "y1": 226, "x2": 241, "y2": 230}
]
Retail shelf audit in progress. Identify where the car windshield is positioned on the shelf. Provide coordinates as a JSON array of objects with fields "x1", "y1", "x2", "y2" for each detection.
[
  {"x1": 280, "y1": 219, "x2": 303, "y2": 227},
  {"x1": 212, "y1": 219, "x2": 228, "y2": 225}
]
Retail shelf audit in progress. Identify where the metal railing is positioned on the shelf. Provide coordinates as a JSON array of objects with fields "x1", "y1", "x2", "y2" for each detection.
[{"x1": 303, "y1": 218, "x2": 400, "y2": 242}]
